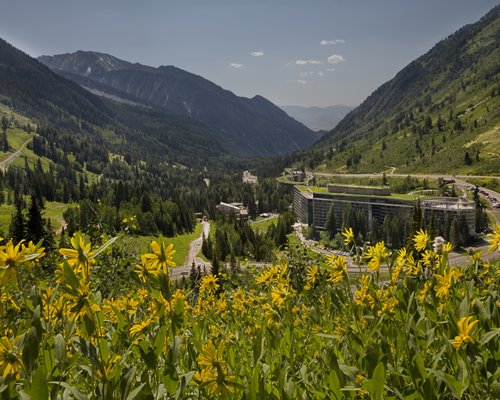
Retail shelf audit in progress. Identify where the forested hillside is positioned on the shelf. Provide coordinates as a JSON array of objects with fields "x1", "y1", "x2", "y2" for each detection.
[
  {"x1": 39, "y1": 51, "x2": 317, "y2": 157},
  {"x1": 304, "y1": 5, "x2": 500, "y2": 174}
]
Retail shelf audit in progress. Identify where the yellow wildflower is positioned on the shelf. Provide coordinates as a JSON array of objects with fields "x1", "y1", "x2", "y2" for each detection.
[
  {"x1": 62, "y1": 281, "x2": 101, "y2": 322},
  {"x1": 487, "y1": 225, "x2": 500, "y2": 253},
  {"x1": 342, "y1": 227, "x2": 355, "y2": 245},
  {"x1": 197, "y1": 341, "x2": 236, "y2": 395},
  {"x1": 327, "y1": 255, "x2": 347, "y2": 284},
  {"x1": 0, "y1": 336, "x2": 22, "y2": 380},
  {"x1": 416, "y1": 281, "x2": 432, "y2": 302},
  {"x1": 143, "y1": 239, "x2": 176, "y2": 274},
  {"x1": 452, "y1": 316, "x2": 479, "y2": 351},
  {"x1": 364, "y1": 242, "x2": 390, "y2": 272},
  {"x1": 200, "y1": 274, "x2": 219, "y2": 294},
  {"x1": 434, "y1": 267, "x2": 461, "y2": 299},
  {"x1": 442, "y1": 242, "x2": 453, "y2": 254},
  {"x1": 0, "y1": 240, "x2": 26, "y2": 286},
  {"x1": 134, "y1": 255, "x2": 159, "y2": 283},
  {"x1": 22, "y1": 241, "x2": 45, "y2": 269},
  {"x1": 130, "y1": 317, "x2": 154, "y2": 338},
  {"x1": 59, "y1": 233, "x2": 94, "y2": 279},
  {"x1": 271, "y1": 282, "x2": 291, "y2": 308},
  {"x1": 422, "y1": 250, "x2": 440, "y2": 269},
  {"x1": 305, "y1": 265, "x2": 319, "y2": 289},
  {"x1": 413, "y1": 229, "x2": 430, "y2": 252}
]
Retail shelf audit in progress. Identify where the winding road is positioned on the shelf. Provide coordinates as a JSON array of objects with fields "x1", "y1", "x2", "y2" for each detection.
[{"x1": 0, "y1": 139, "x2": 31, "y2": 172}]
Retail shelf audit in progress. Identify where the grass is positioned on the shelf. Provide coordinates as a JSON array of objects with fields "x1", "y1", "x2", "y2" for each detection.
[
  {"x1": 0, "y1": 200, "x2": 67, "y2": 234},
  {"x1": 125, "y1": 222, "x2": 204, "y2": 266},
  {"x1": 251, "y1": 216, "x2": 278, "y2": 233}
]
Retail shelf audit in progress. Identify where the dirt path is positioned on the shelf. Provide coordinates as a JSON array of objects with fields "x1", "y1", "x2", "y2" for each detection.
[{"x1": 0, "y1": 139, "x2": 31, "y2": 172}]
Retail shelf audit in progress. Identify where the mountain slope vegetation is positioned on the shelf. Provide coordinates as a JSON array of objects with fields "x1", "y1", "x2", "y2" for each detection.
[
  {"x1": 39, "y1": 51, "x2": 317, "y2": 157},
  {"x1": 307, "y1": 5, "x2": 500, "y2": 175}
]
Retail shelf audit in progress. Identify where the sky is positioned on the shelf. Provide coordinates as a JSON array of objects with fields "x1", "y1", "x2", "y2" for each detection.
[{"x1": 0, "y1": 0, "x2": 498, "y2": 107}]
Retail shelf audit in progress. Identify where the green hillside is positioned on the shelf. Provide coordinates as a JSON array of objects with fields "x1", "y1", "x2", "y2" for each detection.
[{"x1": 308, "y1": 5, "x2": 500, "y2": 175}]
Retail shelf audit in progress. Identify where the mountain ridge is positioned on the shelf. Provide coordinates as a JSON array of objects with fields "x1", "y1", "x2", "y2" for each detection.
[
  {"x1": 39, "y1": 51, "x2": 318, "y2": 157},
  {"x1": 305, "y1": 4, "x2": 500, "y2": 175}
]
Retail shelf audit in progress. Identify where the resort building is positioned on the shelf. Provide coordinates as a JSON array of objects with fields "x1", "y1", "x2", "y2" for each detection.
[
  {"x1": 217, "y1": 202, "x2": 249, "y2": 219},
  {"x1": 293, "y1": 184, "x2": 476, "y2": 233}
]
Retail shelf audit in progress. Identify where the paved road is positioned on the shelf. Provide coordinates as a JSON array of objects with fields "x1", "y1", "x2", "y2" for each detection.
[
  {"x1": 170, "y1": 221, "x2": 210, "y2": 280},
  {"x1": 0, "y1": 139, "x2": 31, "y2": 172}
]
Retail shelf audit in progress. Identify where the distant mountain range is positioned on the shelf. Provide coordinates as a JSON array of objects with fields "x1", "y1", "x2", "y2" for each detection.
[
  {"x1": 306, "y1": 4, "x2": 500, "y2": 174},
  {"x1": 280, "y1": 105, "x2": 353, "y2": 132},
  {"x1": 38, "y1": 51, "x2": 318, "y2": 157},
  {"x1": 0, "y1": 37, "x2": 227, "y2": 167}
]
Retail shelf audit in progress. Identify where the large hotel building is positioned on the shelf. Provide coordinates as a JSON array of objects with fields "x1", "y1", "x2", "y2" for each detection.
[{"x1": 293, "y1": 184, "x2": 476, "y2": 233}]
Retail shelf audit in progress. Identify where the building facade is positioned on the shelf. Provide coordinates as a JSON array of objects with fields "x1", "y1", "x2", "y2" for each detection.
[{"x1": 293, "y1": 184, "x2": 476, "y2": 233}]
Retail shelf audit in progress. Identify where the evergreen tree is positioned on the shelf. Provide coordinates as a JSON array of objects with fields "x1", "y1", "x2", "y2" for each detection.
[
  {"x1": 325, "y1": 205, "x2": 337, "y2": 240},
  {"x1": 9, "y1": 199, "x2": 25, "y2": 242},
  {"x1": 449, "y1": 218, "x2": 460, "y2": 250},
  {"x1": 26, "y1": 195, "x2": 46, "y2": 243},
  {"x1": 201, "y1": 232, "x2": 211, "y2": 260},
  {"x1": 211, "y1": 254, "x2": 220, "y2": 279},
  {"x1": 59, "y1": 227, "x2": 69, "y2": 249},
  {"x1": 44, "y1": 219, "x2": 56, "y2": 250},
  {"x1": 1, "y1": 116, "x2": 9, "y2": 152}
]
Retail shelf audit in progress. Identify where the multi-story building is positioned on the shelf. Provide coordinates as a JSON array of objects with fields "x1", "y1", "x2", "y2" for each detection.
[{"x1": 293, "y1": 184, "x2": 476, "y2": 233}]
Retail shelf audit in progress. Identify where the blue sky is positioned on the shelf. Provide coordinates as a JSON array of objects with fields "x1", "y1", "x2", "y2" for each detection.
[{"x1": 1, "y1": 0, "x2": 498, "y2": 107}]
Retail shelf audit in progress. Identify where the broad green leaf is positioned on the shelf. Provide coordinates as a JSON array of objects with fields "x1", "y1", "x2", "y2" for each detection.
[
  {"x1": 54, "y1": 334, "x2": 66, "y2": 365},
  {"x1": 29, "y1": 367, "x2": 48, "y2": 400},
  {"x1": 364, "y1": 363, "x2": 385, "y2": 400}
]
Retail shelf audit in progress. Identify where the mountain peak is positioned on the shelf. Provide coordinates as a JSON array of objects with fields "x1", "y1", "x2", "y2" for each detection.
[{"x1": 39, "y1": 51, "x2": 317, "y2": 157}]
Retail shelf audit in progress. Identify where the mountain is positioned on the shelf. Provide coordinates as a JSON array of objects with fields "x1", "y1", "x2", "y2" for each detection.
[
  {"x1": 280, "y1": 105, "x2": 353, "y2": 132},
  {"x1": 38, "y1": 51, "x2": 317, "y2": 157},
  {"x1": 0, "y1": 37, "x2": 229, "y2": 163},
  {"x1": 309, "y1": 5, "x2": 500, "y2": 175}
]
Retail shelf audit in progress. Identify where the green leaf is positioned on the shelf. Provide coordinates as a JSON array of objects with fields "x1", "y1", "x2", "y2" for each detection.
[
  {"x1": 62, "y1": 262, "x2": 80, "y2": 289},
  {"x1": 429, "y1": 369, "x2": 467, "y2": 398},
  {"x1": 54, "y1": 334, "x2": 66, "y2": 365},
  {"x1": 48, "y1": 382, "x2": 87, "y2": 400},
  {"x1": 29, "y1": 367, "x2": 49, "y2": 400},
  {"x1": 22, "y1": 326, "x2": 40, "y2": 374},
  {"x1": 480, "y1": 328, "x2": 500, "y2": 345},
  {"x1": 93, "y1": 236, "x2": 118, "y2": 257},
  {"x1": 364, "y1": 363, "x2": 385, "y2": 400},
  {"x1": 154, "y1": 326, "x2": 168, "y2": 357},
  {"x1": 159, "y1": 271, "x2": 171, "y2": 302},
  {"x1": 125, "y1": 383, "x2": 146, "y2": 400}
]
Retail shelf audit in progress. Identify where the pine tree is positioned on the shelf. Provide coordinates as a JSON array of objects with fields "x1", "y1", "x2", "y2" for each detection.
[
  {"x1": 9, "y1": 199, "x2": 25, "y2": 242},
  {"x1": 26, "y1": 195, "x2": 45, "y2": 243},
  {"x1": 44, "y1": 219, "x2": 56, "y2": 250},
  {"x1": 449, "y1": 218, "x2": 460, "y2": 250},
  {"x1": 202, "y1": 233, "x2": 213, "y2": 260},
  {"x1": 1, "y1": 116, "x2": 9, "y2": 152},
  {"x1": 325, "y1": 205, "x2": 337, "y2": 240}
]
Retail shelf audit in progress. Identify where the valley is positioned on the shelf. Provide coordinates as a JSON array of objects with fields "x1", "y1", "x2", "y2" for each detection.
[{"x1": 0, "y1": 2, "x2": 499, "y2": 399}]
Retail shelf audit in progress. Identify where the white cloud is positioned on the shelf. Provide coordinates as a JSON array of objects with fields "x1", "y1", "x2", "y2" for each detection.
[
  {"x1": 299, "y1": 71, "x2": 315, "y2": 77},
  {"x1": 320, "y1": 39, "x2": 345, "y2": 46},
  {"x1": 327, "y1": 54, "x2": 345, "y2": 64},
  {"x1": 317, "y1": 71, "x2": 324, "y2": 77},
  {"x1": 297, "y1": 80, "x2": 307, "y2": 85},
  {"x1": 295, "y1": 59, "x2": 322, "y2": 65},
  {"x1": 327, "y1": 68, "x2": 336, "y2": 71},
  {"x1": 229, "y1": 63, "x2": 243, "y2": 69},
  {"x1": 251, "y1": 51, "x2": 264, "y2": 57}
]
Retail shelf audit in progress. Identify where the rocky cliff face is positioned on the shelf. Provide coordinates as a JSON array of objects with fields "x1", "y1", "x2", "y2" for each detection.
[{"x1": 39, "y1": 51, "x2": 317, "y2": 157}]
